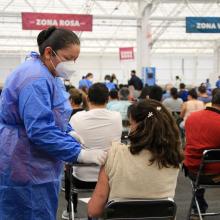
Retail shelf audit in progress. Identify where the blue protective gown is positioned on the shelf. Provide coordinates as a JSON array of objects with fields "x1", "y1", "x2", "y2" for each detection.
[
  {"x1": 0, "y1": 52, "x2": 81, "y2": 220},
  {"x1": 78, "y1": 78, "x2": 92, "y2": 89}
]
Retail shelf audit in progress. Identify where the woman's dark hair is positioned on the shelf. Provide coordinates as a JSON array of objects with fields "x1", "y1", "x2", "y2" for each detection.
[
  {"x1": 170, "y1": 87, "x2": 178, "y2": 99},
  {"x1": 179, "y1": 83, "x2": 186, "y2": 90},
  {"x1": 212, "y1": 90, "x2": 220, "y2": 105},
  {"x1": 69, "y1": 88, "x2": 83, "y2": 105},
  {"x1": 110, "y1": 74, "x2": 116, "y2": 82},
  {"x1": 198, "y1": 85, "x2": 207, "y2": 94},
  {"x1": 139, "y1": 87, "x2": 150, "y2": 99},
  {"x1": 109, "y1": 89, "x2": 119, "y2": 100},
  {"x1": 104, "y1": 75, "x2": 111, "y2": 81},
  {"x1": 128, "y1": 99, "x2": 183, "y2": 168},
  {"x1": 188, "y1": 88, "x2": 198, "y2": 99},
  {"x1": 86, "y1": 73, "x2": 93, "y2": 78},
  {"x1": 212, "y1": 88, "x2": 220, "y2": 97},
  {"x1": 37, "y1": 26, "x2": 80, "y2": 55}
]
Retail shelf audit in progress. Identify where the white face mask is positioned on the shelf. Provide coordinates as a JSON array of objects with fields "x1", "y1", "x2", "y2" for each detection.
[
  {"x1": 105, "y1": 80, "x2": 110, "y2": 84},
  {"x1": 55, "y1": 61, "x2": 76, "y2": 79},
  {"x1": 50, "y1": 49, "x2": 76, "y2": 79},
  {"x1": 89, "y1": 77, "x2": 94, "y2": 82}
]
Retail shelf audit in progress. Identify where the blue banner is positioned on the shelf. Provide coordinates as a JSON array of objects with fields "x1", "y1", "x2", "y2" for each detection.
[{"x1": 186, "y1": 17, "x2": 220, "y2": 33}]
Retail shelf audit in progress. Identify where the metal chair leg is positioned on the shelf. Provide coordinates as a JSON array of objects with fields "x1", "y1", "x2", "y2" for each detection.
[
  {"x1": 195, "y1": 196, "x2": 203, "y2": 220},
  {"x1": 187, "y1": 190, "x2": 196, "y2": 220}
]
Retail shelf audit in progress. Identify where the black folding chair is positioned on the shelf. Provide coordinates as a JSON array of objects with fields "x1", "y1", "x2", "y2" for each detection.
[
  {"x1": 68, "y1": 163, "x2": 98, "y2": 220},
  {"x1": 187, "y1": 149, "x2": 220, "y2": 220},
  {"x1": 103, "y1": 198, "x2": 177, "y2": 220}
]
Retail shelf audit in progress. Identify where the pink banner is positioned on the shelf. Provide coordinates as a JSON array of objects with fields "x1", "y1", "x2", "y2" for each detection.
[
  {"x1": 119, "y1": 47, "x2": 134, "y2": 60},
  {"x1": 22, "y1": 12, "x2": 93, "y2": 31}
]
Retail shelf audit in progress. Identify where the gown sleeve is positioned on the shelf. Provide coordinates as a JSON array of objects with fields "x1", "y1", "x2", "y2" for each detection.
[{"x1": 18, "y1": 78, "x2": 81, "y2": 162}]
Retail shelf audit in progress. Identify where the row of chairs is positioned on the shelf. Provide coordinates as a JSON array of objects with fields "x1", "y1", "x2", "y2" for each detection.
[{"x1": 67, "y1": 149, "x2": 220, "y2": 220}]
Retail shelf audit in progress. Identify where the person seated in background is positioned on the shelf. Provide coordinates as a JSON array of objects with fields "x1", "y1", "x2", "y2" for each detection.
[
  {"x1": 215, "y1": 76, "x2": 220, "y2": 88},
  {"x1": 107, "y1": 89, "x2": 119, "y2": 109},
  {"x1": 66, "y1": 83, "x2": 122, "y2": 216},
  {"x1": 64, "y1": 79, "x2": 74, "y2": 92},
  {"x1": 174, "y1": 75, "x2": 181, "y2": 88},
  {"x1": 162, "y1": 83, "x2": 173, "y2": 101},
  {"x1": 68, "y1": 88, "x2": 85, "y2": 117},
  {"x1": 163, "y1": 87, "x2": 183, "y2": 113},
  {"x1": 104, "y1": 74, "x2": 116, "y2": 91},
  {"x1": 78, "y1": 72, "x2": 93, "y2": 91},
  {"x1": 62, "y1": 88, "x2": 86, "y2": 219},
  {"x1": 206, "y1": 88, "x2": 220, "y2": 107},
  {"x1": 128, "y1": 70, "x2": 143, "y2": 91},
  {"x1": 205, "y1": 78, "x2": 212, "y2": 91},
  {"x1": 110, "y1": 73, "x2": 118, "y2": 88},
  {"x1": 184, "y1": 91, "x2": 220, "y2": 214},
  {"x1": 88, "y1": 99, "x2": 183, "y2": 218},
  {"x1": 180, "y1": 88, "x2": 204, "y2": 128},
  {"x1": 138, "y1": 86, "x2": 150, "y2": 101},
  {"x1": 197, "y1": 85, "x2": 212, "y2": 104},
  {"x1": 107, "y1": 87, "x2": 131, "y2": 125},
  {"x1": 178, "y1": 83, "x2": 188, "y2": 102},
  {"x1": 128, "y1": 70, "x2": 143, "y2": 99},
  {"x1": 149, "y1": 85, "x2": 163, "y2": 102}
]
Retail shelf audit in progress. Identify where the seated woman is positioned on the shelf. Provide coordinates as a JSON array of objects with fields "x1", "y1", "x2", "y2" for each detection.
[
  {"x1": 88, "y1": 99, "x2": 184, "y2": 218},
  {"x1": 180, "y1": 88, "x2": 204, "y2": 128}
]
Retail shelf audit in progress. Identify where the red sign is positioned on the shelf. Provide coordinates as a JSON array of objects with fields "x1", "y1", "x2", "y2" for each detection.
[
  {"x1": 119, "y1": 47, "x2": 134, "y2": 60},
  {"x1": 22, "y1": 12, "x2": 93, "y2": 31}
]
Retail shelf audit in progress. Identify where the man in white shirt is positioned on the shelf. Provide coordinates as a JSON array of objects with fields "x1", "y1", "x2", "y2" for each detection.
[
  {"x1": 70, "y1": 83, "x2": 122, "y2": 182},
  {"x1": 62, "y1": 83, "x2": 122, "y2": 219}
]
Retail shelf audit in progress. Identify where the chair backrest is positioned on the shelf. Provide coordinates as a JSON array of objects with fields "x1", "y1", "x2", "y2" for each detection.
[
  {"x1": 195, "y1": 149, "x2": 220, "y2": 186},
  {"x1": 103, "y1": 198, "x2": 176, "y2": 220},
  {"x1": 202, "y1": 149, "x2": 220, "y2": 164}
]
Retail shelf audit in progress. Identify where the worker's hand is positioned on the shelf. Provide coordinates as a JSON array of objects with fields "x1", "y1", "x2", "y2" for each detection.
[
  {"x1": 77, "y1": 149, "x2": 107, "y2": 165},
  {"x1": 69, "y1": 130, "x2": 85, "y2": 145}
]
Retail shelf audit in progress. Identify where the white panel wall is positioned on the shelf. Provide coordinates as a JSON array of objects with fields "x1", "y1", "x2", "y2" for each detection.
[
  {"x1": 151, "y1": 53, "x2": 214, "y2": 86},
  {"x1": 0, "y1": 52, "x2": 215, "y2": 88},
  {"x1": 0, "y1": 56, "x2": 22, "y2": 87}
]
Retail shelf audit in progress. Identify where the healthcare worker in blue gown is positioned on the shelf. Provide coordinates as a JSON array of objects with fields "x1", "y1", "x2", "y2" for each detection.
[{"x1": 0, "y1": 26, "x2": 107, "y2": 220}]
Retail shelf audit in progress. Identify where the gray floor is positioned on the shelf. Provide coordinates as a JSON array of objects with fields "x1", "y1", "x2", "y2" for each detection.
[{"x1": 57, "y1": 171, "x2": 220, "y2": 220}]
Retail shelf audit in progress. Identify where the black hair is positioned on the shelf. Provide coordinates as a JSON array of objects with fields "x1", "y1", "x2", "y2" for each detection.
[
  {"x1": 198, "y1": 85, "x2": 207, "y2": 94},
  {"x1": 109, "y1": 89, "x2": 119, "y2": 100},
  {"x1": 37, "y1": 26, "x2": 80, "y2": 56},
  {"x1": 88, "y1": 83, "x2": 109, "y2": 105},
  {"x1": 170, "y1": 87, "x2": 178, "y2": 99},
  {"x1": 86, "y1": 73, "x2": 93, "y2": 78},
  {"x1": 104, "y1": 75, "x2": 111, "y2": 81},
  {"x1": 69, "y1": 88, "x2": 82, "y2": 105},
  {"x1": 119, "y1": 87, "x2": 130, "y2": 100},
  {"x1": 139, "y1": 87, "x2": 150, "y2": 99},
  {"x1": 212, "y1": 90, "x2": 220, "y2": 105},
  {"x1": 188, "y1": 88, "x2": 198, "y2": 99},
  {"x1": 149, "y1": 85, "x2": 163, "y2": 101},
  {"x1": 212, "y1": 88, "x2": 220, "y2": 97},
  {"x1": 179, "y1": 83, "x2": 186, "y2": 89},
  {"x1": 128, "y1": 99, "x2": 183, "y2": 168},
  {"x1": 131, "y1": 70, "x2": 136, "y2": 74}
]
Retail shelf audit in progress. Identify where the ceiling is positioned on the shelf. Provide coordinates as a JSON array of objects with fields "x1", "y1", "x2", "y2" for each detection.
[{"x1": 0, "y1": 0, "x2": 220, "y2": 55}]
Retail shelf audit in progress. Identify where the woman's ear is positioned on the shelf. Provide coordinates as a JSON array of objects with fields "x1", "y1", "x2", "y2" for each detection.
[{"x1": 44, "y1": 47, "x2": 52, "y2": 60}]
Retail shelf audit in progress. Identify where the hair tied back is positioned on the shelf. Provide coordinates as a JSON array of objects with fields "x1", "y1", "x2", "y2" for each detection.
[{"x1": 37, "y1": 26, "x2": 57, "y2": 46}]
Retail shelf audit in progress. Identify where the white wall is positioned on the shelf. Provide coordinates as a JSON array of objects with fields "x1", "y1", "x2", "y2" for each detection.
[
  {"x1": 151, "y1": 53, "x2": 214, "y2": 86},
  {"x1": 0, "y1": 52, "x2": 215, "y2": 88}
]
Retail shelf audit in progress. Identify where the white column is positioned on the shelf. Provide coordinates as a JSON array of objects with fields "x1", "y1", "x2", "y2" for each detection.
[
  {"x1": 213, "y1": 41, "x2": 220, "y2": 86},
  {"x1": 136, "y1": 1, "x2": 152, "y2": 77}
]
